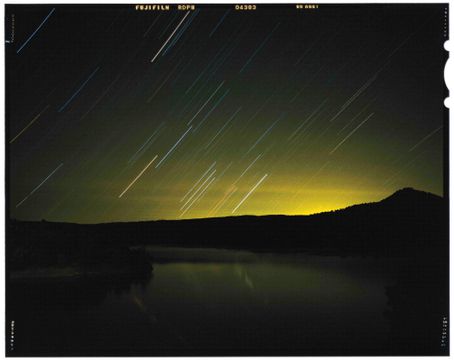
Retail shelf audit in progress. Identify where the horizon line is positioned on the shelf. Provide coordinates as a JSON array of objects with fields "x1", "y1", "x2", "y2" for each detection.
[{"x1": 8, "y1": 187, "x2": 443, "y2": 226}]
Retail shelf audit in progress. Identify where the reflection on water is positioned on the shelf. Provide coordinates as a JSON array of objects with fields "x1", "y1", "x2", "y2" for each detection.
[{"x1": 7, "y1": 247, "x2": 448, "y2": 356}]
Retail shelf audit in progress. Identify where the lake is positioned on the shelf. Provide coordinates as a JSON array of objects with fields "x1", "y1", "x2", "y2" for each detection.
[{"x1": 7, "y1": 246, "x2": 447, "y2": 356}]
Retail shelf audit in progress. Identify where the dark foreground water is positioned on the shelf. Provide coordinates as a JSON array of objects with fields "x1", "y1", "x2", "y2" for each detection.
[{"x1": 7, "y1": 247, "x2": 448, "y2": 356}]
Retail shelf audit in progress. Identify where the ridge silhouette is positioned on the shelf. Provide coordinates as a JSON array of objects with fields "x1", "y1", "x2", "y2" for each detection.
[
  {"x1": 8, "y1": 188, "x2": 448, "y2": 266},
  {"x1": 6, "y1": 188, "x2": 449, "y2": 356}
]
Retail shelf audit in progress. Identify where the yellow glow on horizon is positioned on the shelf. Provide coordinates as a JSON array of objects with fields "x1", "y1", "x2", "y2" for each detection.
[{"x1": 174, "y1": 185, "x2": 394, "y2": 220}]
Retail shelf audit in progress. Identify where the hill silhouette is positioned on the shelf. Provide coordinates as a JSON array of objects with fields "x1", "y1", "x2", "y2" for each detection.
[
  {"x1": 6, "y1": 188, "x2": 450, "y2": 356},
  {"x1": 7, "y1": 188, "x2": 448, "y2": 268}
]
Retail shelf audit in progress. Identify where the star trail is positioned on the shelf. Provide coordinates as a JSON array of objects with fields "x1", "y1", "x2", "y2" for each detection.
[{"x1": 6, "y1": 4, "x2": 447, "y2": 223}]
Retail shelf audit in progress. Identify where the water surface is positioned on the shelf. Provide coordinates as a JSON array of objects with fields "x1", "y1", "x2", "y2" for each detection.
[{"x1": 8, "y1": 247, "x2": 445, "y2": 355}]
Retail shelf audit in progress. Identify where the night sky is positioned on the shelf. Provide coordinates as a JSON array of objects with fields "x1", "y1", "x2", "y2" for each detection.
[{"x1": 6, "y1": 4, "x2": 448, "y2": 223}]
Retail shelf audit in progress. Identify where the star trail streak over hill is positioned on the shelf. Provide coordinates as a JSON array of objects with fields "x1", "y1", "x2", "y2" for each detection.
[{"x1": 6, "y1": 4, "x2": 447, "y2": 223}]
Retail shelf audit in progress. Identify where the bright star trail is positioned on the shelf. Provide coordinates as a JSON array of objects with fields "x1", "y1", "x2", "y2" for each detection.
[
  {"x1": 329, "y1": 113, "x2": 374, "y2": 154},
  {"x1": 155, "y1": 126, "x2": 192, "y2": 168},
  {"x1": 180, "y1": 174, "x2": 217, "y2": 217},
  {"x1": 16, "y1": 163, "x2": 63, "y2": 208},
  {"x1": 7, "y1": 4, "x2": 446, "y2": 223},
  {"x1": 9, "y1": 105, "x2": 49, "y2": 144},
  {"x1": 119, "y1": 155, "x2": 158, "y2": 198},
  {"x1": 16, "y1": 7, "x2": 55, "y2": 54},
  {"x1": 58, "y1": 67, "x2": 100, "y2": 112},
  {"x1": 181, "y1": 162, "x2": 216, "y2": 202},
  {"x1": 232, "y1": 173, "x2": 269, "y2": 214},
  {"x1": 181, "y1": 168, "x2": 217, "y2": 209},
  {"x1": 409, "y1": 126, "x2": 443, "y2": 152},
  {"x1": 234, "y1": 154, "x2": 262, "y2": 185},
  {"x1": 151, "y1": 11, "x2": 191, "y2": 62}
]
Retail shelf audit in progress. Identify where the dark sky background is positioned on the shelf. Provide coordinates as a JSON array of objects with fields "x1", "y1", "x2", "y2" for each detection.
[{"x1": 6, "y1": 4, "x2": 448, "y2": 223}]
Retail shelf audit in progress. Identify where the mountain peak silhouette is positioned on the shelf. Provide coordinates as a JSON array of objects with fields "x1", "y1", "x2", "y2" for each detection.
[
  {"x1": 7, "y1": 188, "x2": 447, "y2": 258},
  {"x1": 380, "y1": 187, "x2": 442, "y2": 208}
]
